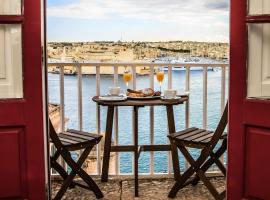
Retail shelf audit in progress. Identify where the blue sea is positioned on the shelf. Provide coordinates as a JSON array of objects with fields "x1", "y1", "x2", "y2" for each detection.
[{"x1": 48, "y1": 68, "x2": 228, "y2": 173}]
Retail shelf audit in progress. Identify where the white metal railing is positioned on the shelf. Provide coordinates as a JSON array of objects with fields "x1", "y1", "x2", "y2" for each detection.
[{"x1": 48, "y1": 62, "x2": 229, "y2": 176}]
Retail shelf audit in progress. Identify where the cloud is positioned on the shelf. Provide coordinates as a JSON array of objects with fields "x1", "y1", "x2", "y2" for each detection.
[
  {"x1": 47, "y1": 0, "x2": 229, "y2": 42},
  {"x1": 48, "y1": 0, "x2": 228, "y2": 21},
  {"x1": 204, "y1": 0, "x2": 229, "y2": 10}
]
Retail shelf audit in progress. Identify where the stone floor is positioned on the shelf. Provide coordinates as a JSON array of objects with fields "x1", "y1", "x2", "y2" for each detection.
[{"x1": 52, "y1": 176, "x2": 225, "y2": 200}]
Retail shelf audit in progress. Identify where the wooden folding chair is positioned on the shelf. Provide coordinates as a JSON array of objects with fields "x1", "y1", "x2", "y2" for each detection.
[
  {"x1": 168, "y1": 103, "x2": 228, "y2": 200},
  {"x1": 49, "y1": 119, "x2": 104, "y2": 199}
]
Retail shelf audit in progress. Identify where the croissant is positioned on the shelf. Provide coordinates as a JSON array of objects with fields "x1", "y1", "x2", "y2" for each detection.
[{"x1": 127, "y1": 88, "x2": 155, "y2": 97}]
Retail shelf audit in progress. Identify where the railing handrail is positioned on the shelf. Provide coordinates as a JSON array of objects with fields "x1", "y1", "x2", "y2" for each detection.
[{"x1": 48, "y1": 62, "x2": 229, "y2": 68}]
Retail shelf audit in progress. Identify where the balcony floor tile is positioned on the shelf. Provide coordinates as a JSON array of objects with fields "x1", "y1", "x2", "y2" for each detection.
[{"x1": 52, "y1": 177, "x2": 225, "y2": 200}]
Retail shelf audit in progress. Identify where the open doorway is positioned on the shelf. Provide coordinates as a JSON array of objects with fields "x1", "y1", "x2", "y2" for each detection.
[{"x1": 46, "y1": 0, "x2": 230, "y2": 199}]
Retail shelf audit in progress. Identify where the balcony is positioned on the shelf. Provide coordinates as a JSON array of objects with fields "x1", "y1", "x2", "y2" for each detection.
[{"x1": 48, "y1": 62, "x2": 228, "y2": 199}]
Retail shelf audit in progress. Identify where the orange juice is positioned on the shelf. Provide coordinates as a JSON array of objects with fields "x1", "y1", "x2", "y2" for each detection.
[
  {"x1": 123, "y1": 73, "x2": 132, "y2": 83},
  {"x1": 156, "y1": 72, "x2": 164, "y2": 82}
]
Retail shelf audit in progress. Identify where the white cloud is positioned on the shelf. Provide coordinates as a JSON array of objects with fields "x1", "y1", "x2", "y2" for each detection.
[
  {"x1": 204, "y1": 0, "x2": 229, "y2": 10},
  {"x1": 47, "y1": 0, "x2": 229, "y2": 42},
  {"x1": 48, "y1": 0, "x2": 228, "y2": 22}
]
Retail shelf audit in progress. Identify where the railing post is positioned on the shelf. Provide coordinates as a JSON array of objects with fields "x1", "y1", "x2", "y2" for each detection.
[
  {"x1": 149, "y1": 66, "x2": 154, "y2": 175},
  {"x1": 167, "y1": 64, "x2": 173, "y2": 173},
  {"x1": 59, "y1": 65, "x2": 65, "y2": 132},
  {"x1": 168, "y1": 65, "x2": 173, "y2": 89},
  {"x1": 221, "y1": 66, "x2": 226, "y2": 111},
  {"x1": 59, "y1": 65, "x2": 67, "y2": 171},
  {"x1": 221, "y1": 66, "x2": 226, "y2": 165},
  {"x1": 77, "y1": 65, "x2": 83, "y2": 131},
  {"x1": 185, "y1": 65, "x2": 190, "y2": 129},
  {"x1": 96, "y1": 66, "x2": 101, "y2": 175},
  {"x1": 132, "y1": 66, "x2": 136, "y2": 90},
  {"x1": 131, "y1": 65, "x2": 137, "y2": 175},
  {"x1": 184, "y1": 65, "x2": 191, "y2": 170},
  {"x1": 203, "y1": 67, "x2": 208, "y2": 129},
  {"x1": 113, "y1": 66, "x2": 119, "y2": 175}
]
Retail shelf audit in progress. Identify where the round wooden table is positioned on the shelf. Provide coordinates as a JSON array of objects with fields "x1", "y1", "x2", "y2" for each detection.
[{"x1": 92, "y1": 96, "x2": 188, "y2": 197}]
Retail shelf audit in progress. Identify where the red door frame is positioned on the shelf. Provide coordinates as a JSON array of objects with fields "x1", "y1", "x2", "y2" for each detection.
[
  {"x1": 0, "y1": 0, "x2": 47, "y2": 199},
  {"x1": 228, "y1": 0, "x2": 270, "y2": 199}
]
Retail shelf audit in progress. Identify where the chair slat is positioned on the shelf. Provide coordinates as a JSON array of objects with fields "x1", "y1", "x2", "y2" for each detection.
[
  {"x1": 61, "y1": 141, "x2": 72, "y2": 146},
  {"x1": 67, "y1": 129, "x2": 101, "y2": 140},
  {"x1": 58, "y1": 136, "x2": 80, "y2": 144},
  {"x1": 63, "y1": 131, "x2": 97, "y2": 141},
  {"x1": 59, "y1": 133, "x2": 87, "y2": 143},
  {"x1": 169, "y1": 127, "x2": 199, "y2": 139},
  {"x1": 176, "y1": 129, "x2": 206, "y2": 140},
  {"x1": 193, "y1": 132, "x2": 214, "y2": 143},
  {"x1": 184, "y1": 131, "x2": 213, "y2": 141}
]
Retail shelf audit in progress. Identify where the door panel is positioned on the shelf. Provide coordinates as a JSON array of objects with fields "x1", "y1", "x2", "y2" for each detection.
[
  {"x1": 247, "y1": 23, "x2": 263, "y2": 97},
  {"x1": 261, "y1": 24, "x2": 270, "y2": 96},
  {"x1": 245, "y1": 127, "x2": 270, "y2": 199},
  {"x1": 0, "y1": 24, "x2": 23, "y2": 98},
  {"x1": 247, "y1": 23, "x2": 270, "y2": 98},
  {"x1": 244, "y1": 100, "x2": 270, "y2": 127},
  {"x1": 0, "y1": 0, "x2": 21, "y2": 15},
  {"x1": 0, "y1": 128, "x2": 25, "y2": 198},
  {"x1": 249, "y1": 0, "x2": 270, "y2": 14}
]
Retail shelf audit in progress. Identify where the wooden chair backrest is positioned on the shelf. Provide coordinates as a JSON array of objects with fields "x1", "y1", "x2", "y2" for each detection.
[
  {"x1": 49, "y1": 117, "x2": 64, "y2": 149},
  {"x1": 209, "y1": 102, "x2": 228, "y2": 149}
]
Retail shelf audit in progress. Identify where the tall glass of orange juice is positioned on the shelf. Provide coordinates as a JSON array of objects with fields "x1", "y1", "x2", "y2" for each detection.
[
  {"x1": 156, "y1": 67, "x2": 164, "y2": 92},
  {"x1": 123, "y1": 67, "x2": 132, "y2": 88}
]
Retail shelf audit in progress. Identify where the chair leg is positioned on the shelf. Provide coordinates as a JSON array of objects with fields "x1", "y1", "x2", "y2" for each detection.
[
  {"x1": 54, "y1": 147, "x2": 90, "y2": 200},
  {"x1": 51, "y1": 151, "x2": 75, "y2": 188},
  {"x1": 169, "y1": 144, "x2": 206, "y2": 198},
  {"x1": 191, "y1": 139, "x2": 227, "y2": 186},
  {"x1": 196, "y1": 169, "x2": 222, "y2": 200},
  {"x1": 169, "y1": 144, "x2": 225, "y2": 199},
  {"x1": 179, "y1": 146, "x2": 225, "y2": 200},
  {"x1": 76, "y1": 165, "x2": 104, "y2": 199},
  {"x1": 54, "y1": 146, "x2": 103, "y2": 199},
  {"x1": 62, "y1": 146, "x2": 103, "y2": 199},
  {"x1": 168, "y1": 166, "x2": 195, "y2": 198},
  {"x1": 54, "y1": 170, "x2": 77, "y2": 200}
]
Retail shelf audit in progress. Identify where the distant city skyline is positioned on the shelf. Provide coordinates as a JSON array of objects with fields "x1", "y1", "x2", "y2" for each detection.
[{"x1": 47, "y1": 0, "x2": 229, "y2": 43}]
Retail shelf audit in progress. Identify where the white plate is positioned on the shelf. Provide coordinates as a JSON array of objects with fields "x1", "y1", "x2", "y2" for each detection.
[
  {"x1": 161, "y1": 96, "x2": 182, "y2": 101},
  {"x1": 98, "y1": 95, "x2": 127, "y2": 102}
]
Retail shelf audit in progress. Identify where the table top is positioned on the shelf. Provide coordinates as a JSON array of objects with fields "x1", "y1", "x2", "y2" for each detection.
[{"x1": 92, "y1": 95, "x2": 188, "y2": 107}]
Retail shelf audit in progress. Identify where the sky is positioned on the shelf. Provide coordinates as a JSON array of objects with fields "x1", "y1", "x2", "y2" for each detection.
[{"x1": 47, "y1": 0, "x2": 229, "y2": 42}]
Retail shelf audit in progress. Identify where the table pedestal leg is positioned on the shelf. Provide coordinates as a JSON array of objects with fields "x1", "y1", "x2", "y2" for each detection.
[
  {"x1": 133, "y1": 106, "x2": 139, "y2": 197},
  {"x1": 101, "y1": 106, "x2": 114, "y2": 182},
  {"x1": 166, "y1": 105, "x2": 181, "y2": 180}
]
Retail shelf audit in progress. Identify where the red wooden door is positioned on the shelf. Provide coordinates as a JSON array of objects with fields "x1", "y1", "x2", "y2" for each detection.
[
  {"x1": 0, "y1": 0, "x2": 46, "y2": 199},
  {"x1": 228, "y1": 0, "x2": 270, "y2": 199}
]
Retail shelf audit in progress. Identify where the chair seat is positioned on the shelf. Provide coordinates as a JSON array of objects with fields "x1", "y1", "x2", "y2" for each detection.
[
  {"x1": 58, "y1": 129, "x2": 102, "y2": 150},
  {"x1": 168, "y1": 127, "x2": 227, "y2": 148}
]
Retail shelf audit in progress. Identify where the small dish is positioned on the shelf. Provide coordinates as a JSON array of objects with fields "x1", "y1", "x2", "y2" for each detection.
[
  {"x1": 161, "y1": 96, "x2": 182, "y2": 102},
  {"x1": 98, "y1": 95, "x2": 127, "y2": 102}
]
